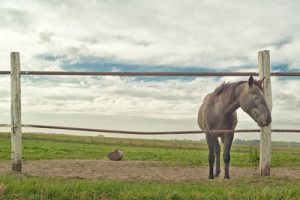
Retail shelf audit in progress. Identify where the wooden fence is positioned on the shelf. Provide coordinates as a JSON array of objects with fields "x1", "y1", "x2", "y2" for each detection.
[{"x1": 1, "y1": 50, "x2": 300, "y2": 176}]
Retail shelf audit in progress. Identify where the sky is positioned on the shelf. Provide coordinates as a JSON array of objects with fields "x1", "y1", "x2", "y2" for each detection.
[{"x1": 1, "y1": 0, "x2": 300, "y2": 141}]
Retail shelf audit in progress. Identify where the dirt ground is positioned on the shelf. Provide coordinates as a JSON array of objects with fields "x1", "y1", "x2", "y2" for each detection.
[{"x1": 0, "y1": 160, "x2": 299, "y2": 181}]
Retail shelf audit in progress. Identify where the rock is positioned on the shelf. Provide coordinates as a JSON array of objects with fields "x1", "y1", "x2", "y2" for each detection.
[{"x1": 107, "y1": 150, "x2": 124, "y2": 161}]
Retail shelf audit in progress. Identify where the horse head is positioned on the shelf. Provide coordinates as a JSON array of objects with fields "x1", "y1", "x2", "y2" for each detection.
[{"x1": 238, "y1": 76, "x2": 271, "y2": 127}]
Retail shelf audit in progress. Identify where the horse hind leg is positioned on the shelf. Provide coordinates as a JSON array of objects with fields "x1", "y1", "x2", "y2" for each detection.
[{"x1": 215, "y1": 138, "x2": 221, "y2": 178}]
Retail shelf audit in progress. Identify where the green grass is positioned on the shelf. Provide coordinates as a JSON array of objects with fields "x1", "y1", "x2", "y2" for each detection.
[
  {"x1": 1, "y1": 174, "x2": 300, "y2": 200},
  {"x1": 0, "y1": 132, "x2": 300, "y2": 199},
  {"x1": 0, "y1": 132, "x2": 300, "y2": 167}
]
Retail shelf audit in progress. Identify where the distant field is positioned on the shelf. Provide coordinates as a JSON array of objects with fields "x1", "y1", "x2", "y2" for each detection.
[{"x1": 0, "y1": 132, "x2": 300, "y2": 199}]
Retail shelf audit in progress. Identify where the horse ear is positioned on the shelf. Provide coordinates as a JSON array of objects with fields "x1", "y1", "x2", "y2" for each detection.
[
  {"x1": 248, "y1": 76, "x2": 254, "y2": 87},
  {"x1": 257, "y1": 77, "x2": 265, "y2": 87}
]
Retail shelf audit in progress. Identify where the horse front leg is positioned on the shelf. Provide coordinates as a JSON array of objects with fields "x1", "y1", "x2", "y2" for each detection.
[
  {"x1": 215, "y1": 139, "x2": 221, "y2": 177},
  {"x1": 208, "y1": 146, "x2": 215, "y2": 179},
  {"x1": 206, "y1": 134, "x2": 216, "y2": 179},
  {"x1": 223, "y1": 133, "x2": 234, "y2": 179}
]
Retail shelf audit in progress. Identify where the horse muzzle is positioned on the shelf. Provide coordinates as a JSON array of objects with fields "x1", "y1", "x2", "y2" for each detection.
[{"x1": 257, "y1": 115, "x2": 272, "y2": 127}]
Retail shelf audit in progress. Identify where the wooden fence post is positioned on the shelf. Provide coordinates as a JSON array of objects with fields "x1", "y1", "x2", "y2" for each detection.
[
  {"x1": 11, "y1": 52, "x2": 22, "y2": 172},
  {"x1": 258, "y1": 50, "x2": 272, "y2": 176}
]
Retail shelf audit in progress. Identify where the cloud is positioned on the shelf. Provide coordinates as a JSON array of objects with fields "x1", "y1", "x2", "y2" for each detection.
[
  {"x1": 20, "y1": 76, "x2": 216, "y2": 117},
  {"x1": 1, "y1": 0, "x2": 300, "y2": 69},
  {"x1": 2, "y1": 71, "x2": 300, "y2": 141},
  {"x1": 1, "y1": 0, "x2": 300, "y2": 141},
  {"x1": 39, "y1": 32, "x2": 54, "y2": 43}
]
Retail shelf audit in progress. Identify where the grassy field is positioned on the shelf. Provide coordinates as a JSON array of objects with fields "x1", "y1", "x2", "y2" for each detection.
[
  {"x1": 0, "y1": 132, "x2": 299, "y2": 167},
  {"x1": 0, "y1": 132, "x2": 300, "y2": 199},
  {"x1": 1, "y1": 174, "x2": 300, "y2": 200}
]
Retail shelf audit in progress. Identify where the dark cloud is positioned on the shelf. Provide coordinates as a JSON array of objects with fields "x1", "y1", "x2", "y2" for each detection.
[{"x1": 263, "y1": 37, "x2": 294, "y2": 50}]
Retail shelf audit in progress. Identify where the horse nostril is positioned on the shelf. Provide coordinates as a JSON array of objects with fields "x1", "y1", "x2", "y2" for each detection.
[{"x1": 267, "y1": 116, "x2": 272, "y2": 124}]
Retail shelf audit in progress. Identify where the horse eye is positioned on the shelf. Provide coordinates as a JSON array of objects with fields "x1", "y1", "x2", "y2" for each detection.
[{"x1": 254, "y1": 96, "x2": 259, "y2": 100}]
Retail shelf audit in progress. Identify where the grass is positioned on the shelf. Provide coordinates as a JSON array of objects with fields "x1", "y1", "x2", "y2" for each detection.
[
  {"x1": 0, "y1": 132, "x2": 300, "y2": 199},
  {"x1": 0, "y1": 132, "x2": 300, "y2": 167},
  {"x1": 1, "y1": 174, "x2": 300, "y2": 200}
]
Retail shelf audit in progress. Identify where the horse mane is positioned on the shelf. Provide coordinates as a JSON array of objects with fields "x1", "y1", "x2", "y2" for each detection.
[
  {"x1": 213, "y1": 80, "x2": 263, "y2": 104},
  {"x1": 213, "y1": 81, "x2": 246, "y2": 104}
]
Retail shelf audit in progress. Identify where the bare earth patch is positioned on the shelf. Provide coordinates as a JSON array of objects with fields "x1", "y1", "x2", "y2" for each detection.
[{"x1": 0, "y1": 160, "x2": 299, "y2": 181}]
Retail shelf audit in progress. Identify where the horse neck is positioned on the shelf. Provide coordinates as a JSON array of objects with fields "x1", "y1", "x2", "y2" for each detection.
[
  {"x1": 221, "y1": 84, "x2": 244, "y2": 115},
  {"x1": 222, "y1": 99, "x2": 240, "y2": 115}
]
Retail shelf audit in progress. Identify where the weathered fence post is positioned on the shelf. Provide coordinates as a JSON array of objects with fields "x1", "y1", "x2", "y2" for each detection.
[
  {"x1": 258, "y1": 50, "x2": 272, "y2": 176},
  {"x1": 11, "y1": 52, "x2": 22, "y2": 172}
]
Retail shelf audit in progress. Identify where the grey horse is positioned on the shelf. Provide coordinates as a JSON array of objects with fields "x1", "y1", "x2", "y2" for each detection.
[{"x1": 198, "y1": 76, "x2": 271, "y2": 179}]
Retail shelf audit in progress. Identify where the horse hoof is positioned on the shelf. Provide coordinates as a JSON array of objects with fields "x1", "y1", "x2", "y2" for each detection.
[
  {"x1": 215, "y1": 170, "x2": 220, "y2": 178},
  {"x1": 224, "y1": 176, "x2": 230, "y2": 179},
  {"x1": 208, "y1": 175, "x2": 214, "y2": 179}
]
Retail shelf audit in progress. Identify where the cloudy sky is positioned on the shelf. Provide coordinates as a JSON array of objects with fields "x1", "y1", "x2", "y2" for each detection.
[{"x1": 1, "y1": 0, "x2": 300, "y2": 141}]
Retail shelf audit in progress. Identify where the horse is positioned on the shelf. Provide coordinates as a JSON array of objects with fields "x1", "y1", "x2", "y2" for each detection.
[{"x1": 198, "y1": 76, "x2": 271, "y2": 179}]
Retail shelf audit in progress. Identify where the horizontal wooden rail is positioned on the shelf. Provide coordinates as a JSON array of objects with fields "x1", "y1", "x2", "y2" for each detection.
[
  {"x1": 271, "y1": 72, "x2": 300, "y2": 76},
  {"x1": 0, "y1": 71, "x2": 10, "y2": 75},
  {"x1": 22, "y1": 124, "x2": 259, "y2": 134},
  {"x1": 17, "y1": 124, "x2": 300, "y2": 135},
  {"x1": 20, "y1": 71, "x2": 260, "y2": 76},
  {"x1": 0, "y1": 124, "x2": 10, "y2": 127},
  {"x1": 1, "y1": 123, "x2": 300, "y2": 134},
  {"x1": 1, "y1": 71, "x2": 300, "y2": 76}
]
